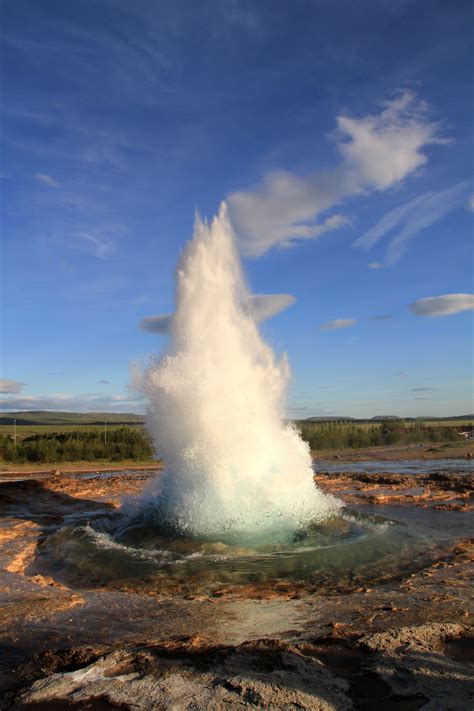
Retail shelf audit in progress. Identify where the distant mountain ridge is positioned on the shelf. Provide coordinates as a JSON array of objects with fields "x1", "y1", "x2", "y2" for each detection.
[
  {"x1": 304, "y1": 414, "x2": 473, "y2": 423},
  {"x1": 0, "y1": 410, "x2": 471, "y2": 426},
  {"x1": 0, "y1": 411, "x2": 145, "y2": 426}
]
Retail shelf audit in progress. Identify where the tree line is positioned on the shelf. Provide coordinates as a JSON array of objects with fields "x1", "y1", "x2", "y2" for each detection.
[
  {"x1": 0, "y1": 420, "x2": 463, "y2": 464},
  {"x1": 0, "y1": 427, "x2": 155, "y2": 463},
  {"x1": 297, "y1": 420, "x2": 461, "y2": 451}
]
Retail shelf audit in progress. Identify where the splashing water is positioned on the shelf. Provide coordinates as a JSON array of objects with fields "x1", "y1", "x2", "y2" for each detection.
[{"x1": 135, "y1": 204, "x2": 341, "y2": 540}]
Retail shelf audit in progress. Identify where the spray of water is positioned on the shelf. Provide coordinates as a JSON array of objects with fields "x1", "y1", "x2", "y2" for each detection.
[{"x1": 135, "y1": 204, "x2": 341, "y2": 540}]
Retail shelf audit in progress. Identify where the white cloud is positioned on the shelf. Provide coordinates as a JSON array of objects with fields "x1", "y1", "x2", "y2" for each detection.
[
  {"x1": 35, "y1": 173, "x2": 59, "y2": 187},
  {"x1": 0, "y1": 379, "x2": 26, "y2": 394},
  {"x1": 336, "y1": 92, "x2": 445, "y2": 190},
  {"x1": 140, "y1": 293, "x2": 296, "y2": 334},
  {"x1": 228, "y1": 168, "x2": 350, "y2": 256},
  {"x1": 467, "y1": 194, "x2": 474, "y2": 212},
  {"x1": 354, "y1": 181, "x2": 471, "y2": 265},
  {"x1": 228, "y1": 91, "x2": 446, "y2": 256},
  {"x1": 320, "y1": 318, "x2": 356, "y2": 331},
  {"x1": 368, "y1": 261, "x2": 383, "y2": 269},
  {"x1": 409, "y1": 293, "x2": 474, "y2": 317}
]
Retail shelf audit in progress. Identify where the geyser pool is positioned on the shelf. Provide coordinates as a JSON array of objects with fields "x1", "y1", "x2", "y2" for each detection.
[
  {"x1": 134, "y1": 203, "x2": 341, "y2": 538},
  {"x1": 38, "y1": 507, "x2": 431, "y2": 596}
]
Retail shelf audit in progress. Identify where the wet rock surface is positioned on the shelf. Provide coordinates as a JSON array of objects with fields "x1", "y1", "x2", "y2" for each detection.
[
  {"x1": 314, "y1": 468, "x2": 473, "y2": 511},
  {"x1": 0, "y1": 466, "x2": 472, "y2": 709}
]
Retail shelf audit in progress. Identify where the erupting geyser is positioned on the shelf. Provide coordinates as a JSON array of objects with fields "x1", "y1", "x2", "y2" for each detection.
[{"x1": 135, "y1": 204, "x2": 341, "y2": 539}]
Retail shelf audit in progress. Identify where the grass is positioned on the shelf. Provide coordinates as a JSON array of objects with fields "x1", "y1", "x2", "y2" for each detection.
[{"x1": 0, "y1": 423, "x2": 144, "y2": 439}]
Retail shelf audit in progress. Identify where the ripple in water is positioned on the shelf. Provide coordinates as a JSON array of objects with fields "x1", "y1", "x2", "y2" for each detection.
[{"x1": 39, "y1": 508, "x2": 430, "y2": 595}]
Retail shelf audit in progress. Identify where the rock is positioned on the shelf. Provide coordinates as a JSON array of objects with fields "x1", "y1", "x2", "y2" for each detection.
[
  {"x1": 358, "y1": 623, "x2": 473, "y2": 710},
  {"x1": 16, "y1": 641, "x2": 352, "y2": 710}
]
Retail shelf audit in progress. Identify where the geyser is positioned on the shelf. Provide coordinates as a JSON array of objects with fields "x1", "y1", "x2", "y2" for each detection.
[{"x1": 135, "y1": 204, "x2": 341, "y2": 539}]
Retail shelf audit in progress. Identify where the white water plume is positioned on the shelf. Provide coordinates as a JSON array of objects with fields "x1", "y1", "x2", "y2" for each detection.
[{"x1": 135, "y1": 204, "x2": 341, "y2": 539}]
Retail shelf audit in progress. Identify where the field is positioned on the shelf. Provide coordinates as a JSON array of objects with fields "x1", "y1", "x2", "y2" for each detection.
[
  {"x1": 0, "y1": 423, "x2": 144, "y2": 438},
  {"x1": 0, "y1": 425, "x2": 154, "y2": 465}
]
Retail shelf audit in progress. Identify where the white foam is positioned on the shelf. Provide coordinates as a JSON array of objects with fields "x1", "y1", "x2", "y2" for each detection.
[{"x1": 135, "y1": 204, "x2": 341, "y2": 537}]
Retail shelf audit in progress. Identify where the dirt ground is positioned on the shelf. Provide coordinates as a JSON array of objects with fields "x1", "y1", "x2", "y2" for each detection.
[{"x1": 0, "y1": 462, "x2": 472, "y2": 709}]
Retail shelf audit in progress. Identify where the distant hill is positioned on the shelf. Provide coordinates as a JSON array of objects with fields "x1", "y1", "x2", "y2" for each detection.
[
  {"x1": 302, "y1": 414, "x2": 473, "y2": 424},
  {"x1": 0, "y1": 411, "x2": 145, "y2": 426},
  {"x1": 1, "y1": 410, "x2": 472, "y2": 427},
  {"x1": 370, "y1": 415, "x2": 399, "y2": 421},
  {"x1": 305, "y1": 416, "x2": 355, "y2": 422}
]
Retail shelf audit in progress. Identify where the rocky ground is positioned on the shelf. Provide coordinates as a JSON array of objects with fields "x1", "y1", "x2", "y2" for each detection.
[{"x1": 0, "y1": 458, "x2": 472, "y2": 710}]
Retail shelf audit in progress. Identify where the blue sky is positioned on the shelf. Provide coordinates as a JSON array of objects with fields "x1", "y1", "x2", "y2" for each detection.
[{"x1": 1, "y1": 0, "x2": 473, "y2": 418}]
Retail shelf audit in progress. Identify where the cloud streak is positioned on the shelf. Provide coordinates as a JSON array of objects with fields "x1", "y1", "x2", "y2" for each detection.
[
  {"x1": 409, "y1": 293, "x2": 474, "y2": 317},
  {"x1": 35, "y1": 172, "x2": 59, "y2": 187},
  {"x1": 320, "y1": 318, "x2": 356, "y2": 331},
  {"x1": 354, "y1": 180, "x2": 472, "y2": 265},
  {"x1": 228, "y1": 91, "x2": 446, "y2": 256},
  {"x1": 75, "y1": 231, "x2": 115, "y2": 259}
]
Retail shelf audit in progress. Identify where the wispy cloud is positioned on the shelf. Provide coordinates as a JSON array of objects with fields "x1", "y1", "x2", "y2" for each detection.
[
  {"x1": 96, "y1": 380, "x2": 110, "y2": 384},
  {"x1": 467, "y1": 194, "x2": 474, "y2": 212},
  {"x1": 228, "y1": 91, "x2": 446, "y2": 256},
  {"x1": 354, "y1": 180, "x2": 471, "y2": 265},
  {"x1": 75, "y1": 231, "x2": 114, "y2": 259},
  {"x1": 409, "y1": 293, "x2": 474, "y2": 317},
  {"x1": 35, "y1": 172, "x2": 59, "y2": 187},
  {"x1": 369, "y1": 314, "x2": 392, "y2": 320},
  {"x1": 410, "y1": 387, "x2": 435, "y2": 392},
  {"x1": 320, "y1": 318, "x2": 356, "y2": 331},
  {"x1": 0, "y1": 379, "x2": 26, "y2": 394}
]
